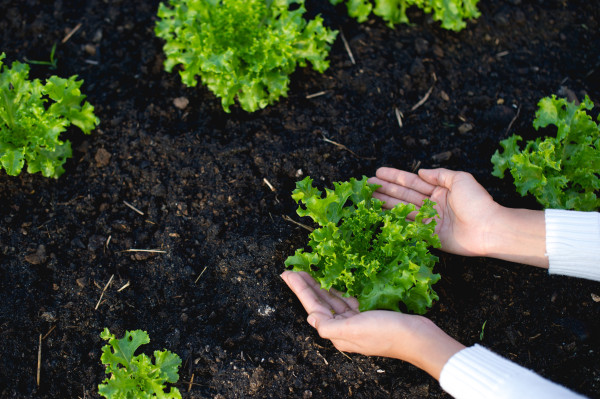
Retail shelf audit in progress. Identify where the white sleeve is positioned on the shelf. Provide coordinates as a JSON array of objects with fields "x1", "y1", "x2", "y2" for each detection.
[
  {"x1": 545, "y1": 209, "x2": 600, "y2": 282},
  {"x1": 439, "y1": 345, "x2": 587, "y2": 399}
]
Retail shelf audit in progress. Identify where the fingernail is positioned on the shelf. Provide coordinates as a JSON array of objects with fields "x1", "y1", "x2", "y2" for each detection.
[{"x1": 307, "y1": 314, "x2": 316, "y2": 328}]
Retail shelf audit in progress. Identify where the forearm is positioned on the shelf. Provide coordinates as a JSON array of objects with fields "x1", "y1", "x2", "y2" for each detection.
[{"x1": 482, "y1": 206, "x2": 549, "y2": 268}]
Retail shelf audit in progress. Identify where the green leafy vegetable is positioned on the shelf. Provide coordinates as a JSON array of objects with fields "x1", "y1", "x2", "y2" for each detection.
[
  {"x1": 0, "y1": 53, "x2": 99, "y2": 178},
  {"x1": 99, "y1": 328, "x2": 182, "y2": 399},
  {"x1": 155, "y1": 0, "x2": 338, "y2": 112},
  {"x1": 330, "y1": 0, "x2": 480, "y2": 31},
  {"x1": 285, "y1": 176, "x2": 441, "y2": 314},
  {"x1": 491, "y1": 95, "x2": 600, "y2": 211}
]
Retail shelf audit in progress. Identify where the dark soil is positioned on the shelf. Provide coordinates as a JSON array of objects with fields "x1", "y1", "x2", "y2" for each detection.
[{"x1": 1, "y1": 0, "x2": 599, "y2": 397}]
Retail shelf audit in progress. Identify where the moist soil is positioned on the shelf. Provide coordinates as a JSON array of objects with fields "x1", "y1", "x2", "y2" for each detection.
[{"x1": 1, "y1": 0, "x2": 599, "y2": 397}]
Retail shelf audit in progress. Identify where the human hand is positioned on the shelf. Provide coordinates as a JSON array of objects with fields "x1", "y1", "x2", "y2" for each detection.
[
  {"x1": 368, "y1": 167, "x2": 500, "y2": 257},
  {"x1": 280, "y1": 270, "x2": 464, "y2": 380}
]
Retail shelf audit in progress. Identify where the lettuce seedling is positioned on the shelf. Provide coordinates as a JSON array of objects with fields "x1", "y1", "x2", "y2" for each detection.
[
  {"x1": 330, "y1": 0, "x2": 480, "y2": 31},
  {"x1": 0, "y1": 53, "x2": 99, "y2": 178},
  {"x1": 155, "y1": 0, "x2": 338, "y2": 112},
  {"x1": 491, "y1": 95, "x2": 600, "y2": 211},
  {"x1": 285, "y1": 176, "x2": 441, "y2": 314},
  {"x1": 99, "y1": 328, "x2": 182, "y2": 399}
]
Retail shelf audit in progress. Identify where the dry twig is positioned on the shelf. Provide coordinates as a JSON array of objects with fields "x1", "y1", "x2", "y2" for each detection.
[
  {"x1": 340, "y1": 29, "x2": 356, "y2": 64},
  {"x1": 505, "y1": 104, "x2": 522, "y2": 136},
  {"x1": 321, "y1": 134, "x2": 376, "y2": 160},
  {"x1": 62, "y1": 23, "x2": 82, "y2": 44},
  {"x1": 282, "y1": 215, "x2": 314, "y2": 232},
  {"x1": 263, "y1": 178, "x2": 276, "y2": 192},
  {"x1": 306, "y1": 91, "x2": 327, "y2": 99},
  {"x1": 37, "y1": 334, "x2": 42, "y2": 386},
  {"x1": 394, "y1": 107, "x2": 403, "y2": 128},
  {"x1": 95, "y1": 274, "x2": 114, "y2": 310},
  {"x1": 194, "y1": 266, "x2": 208, "y2": 284},
  {"x1": 123, "y1": 200, "x2": 144, "y2": 215},
  {"x1": 410, "y1": 73, "x2": 437, "y2": 112}
]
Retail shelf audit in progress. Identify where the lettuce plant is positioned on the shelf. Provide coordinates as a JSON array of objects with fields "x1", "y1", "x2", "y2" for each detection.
[
  {"x1": 0, "y1": 53, "x2": 99, "y2": 178},
  {"x1": 491, "y1": 95, "x2": 600, "y2": 211},
  {"x1": 155, "y1": 0, "x2": 337, "y2": 112},
  {"x1": 330, "y1": 0, "x2": 480, "y2": 31},
  {"x1": 285, "y1": 176, "x2": 441, "y2": 314},
  {"x1": 99, "y1": 328, "x2": 182, "y2": 399}
]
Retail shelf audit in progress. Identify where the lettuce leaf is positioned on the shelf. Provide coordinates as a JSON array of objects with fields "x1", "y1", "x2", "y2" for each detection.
[
  {"x1": 155, "y1": 0, "x2": 337, "y2": 112},
  {"x1": 99, "y1": 328, "x2": 182, "y2": 399},
  {"x1": 331, "y1": 0, "x2": 480, "y2": 31},
  {"x1": 285, "y1": 176, "x2": 441, "y2": 314},
  {"x1": 0, "y1": 53, "x2": 99, "y2": 178},
  {"x1": 491, "y1": 95, "x2": 600, "y2": 211}
]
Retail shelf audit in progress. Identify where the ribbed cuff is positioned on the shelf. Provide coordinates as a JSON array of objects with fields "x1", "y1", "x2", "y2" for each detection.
[
  {"x1": 439, "y1": 345, "x2": 586, "y2": 399},
  {"x1": 545, "y1": 209, "x2": 600, "y2": 282}
]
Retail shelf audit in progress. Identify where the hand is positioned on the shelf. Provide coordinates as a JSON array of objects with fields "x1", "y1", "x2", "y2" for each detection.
[
  {"x1": 369, "y1": 167, "x2": 548, "y2": 267},
  {"x1": 368, "y1": 167, "x2": 500, "y2": 257},
  {"x1": 280, "y1": 270, "x2": 464, "y2": 380}
]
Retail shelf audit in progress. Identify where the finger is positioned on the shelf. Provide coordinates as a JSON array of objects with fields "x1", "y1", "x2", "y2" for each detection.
[
  {"x1": 375, "y1": 167, "x2": 436, "y2": 196},
  {"x1": 283, "y1": 271, "x2": 354, "y2": 315},
  {"x1": 281, "y1": 271, "x2": 332, "y2": 315},
  {"x1": 370, "y1": 177, "x2": 430, "y2": 207},
  {"x1": 418, "y1": 168, "x2": 465, "y2": 190},
  {"x1": 328, "y1": 287, "x2": 360, "y2": 311}
]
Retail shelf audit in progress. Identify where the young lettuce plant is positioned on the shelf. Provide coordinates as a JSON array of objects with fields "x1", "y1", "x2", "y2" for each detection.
[
  {"x1": 285, "y1": 176, "x2": 441, "y2": 314},
  {"x1": 99, "y1": 328, "x2": 182, "y2": 399},
  {"x1": 155, "y1": 0, "x2": 338, "y2": 113},
  {"x1": 491, "y1": 95, "x2": 600, "y2": 211},
  {"x1": 0, "y1": 53, "x2": 99, "y2": 178},
  {"x1": 330, "y1": 0, "x2": 480, "y2": 31}
]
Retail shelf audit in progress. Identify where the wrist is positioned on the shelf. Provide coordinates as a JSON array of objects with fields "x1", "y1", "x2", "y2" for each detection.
[
  {"x1": 393, "y1": 316, "x2": 465, "y2": 380},
  {"x1": 483, "y1": 206, "x2": 548, "y2": 268}
]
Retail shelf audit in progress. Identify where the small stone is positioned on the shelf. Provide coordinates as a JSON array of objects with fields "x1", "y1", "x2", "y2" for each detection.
[
  {"x1": 95, "y1": 148, "x2": 111, "y2": 167},
  {"x1": 591, "y1": 293, "x2": 600, "y2": 303},
  {"x1": 25, "y1": 245, "x2": 47, "y2": 265},
  {"x1": 432, "y1": 150, "x2": 452, "y2": 162},
  {"x1": 458, "y1": 123, "x2": 474, "y2": 135},
  {"x1": 84, "y1": 44, "x2": 96, "y2": 56},
  {"x1": 173, "y1": 97, "x2": 189, "y2": 110},
  {"x1": 41, "y1": 311, "x2": 57, "y2": 322},
  {"x1": 440, "y1": 90, "x2": 450, "y2": 101}
]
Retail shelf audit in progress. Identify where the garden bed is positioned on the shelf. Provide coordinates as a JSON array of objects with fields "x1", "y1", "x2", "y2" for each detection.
[{"x1": 0, "y1": 0, "x2": 599, "y2": 397}]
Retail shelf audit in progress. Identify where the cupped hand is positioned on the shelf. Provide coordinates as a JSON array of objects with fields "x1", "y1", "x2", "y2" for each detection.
[
  {"x1": 368, "y1": 167, "x2": 501, "y2": 257},
  {"x1": 280, "y1": 270, "x2": 464, "y2": 379}
]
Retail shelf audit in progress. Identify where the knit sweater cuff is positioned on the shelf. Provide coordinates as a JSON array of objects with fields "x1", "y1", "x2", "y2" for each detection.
[
  {"x1": 545, "y1": 209, "x2": 600, "y2": 281},
  {"x1": 439, "y1": 345, "x2": 585, "y2": 399}
]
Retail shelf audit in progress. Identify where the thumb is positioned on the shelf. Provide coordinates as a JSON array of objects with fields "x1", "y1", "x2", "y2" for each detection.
[{"x1": 418, "y1": 168, "x2": 456, "y2": 190}]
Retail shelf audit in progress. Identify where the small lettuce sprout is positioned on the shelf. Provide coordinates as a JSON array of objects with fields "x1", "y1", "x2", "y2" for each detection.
[
  {"x1": 330, "y1": 0, "x2": 480, "y2": 31},
  {"x1": 99, "y1": 328, "x2": 182, "y2": 399},
  {"x1": 0, "y1": 53, "x2": 99, "y2": 178},
  {"x1": 492, "y1": 95, "x2": 600, "y2": 211}
]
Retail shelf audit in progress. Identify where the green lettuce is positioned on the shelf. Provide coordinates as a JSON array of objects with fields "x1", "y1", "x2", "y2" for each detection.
[
  {"x1": 330, "y1": 0, "x2": 480, "y2": 31},
  {"x1": 285, "y1": 176, "x2": 441, "y2": 314},
  {"x1": 99, "y1": 328, "x2": 182, "y2": 399},
  {"x1": 0, "y1": 53, "x2": 99, "y2": 178},
  {"x1": 155, "y1": 0, "x2": 337, "y2": 112},
  {"x1": 491, "y1": 95, "x2": 600, "y2": 211}
]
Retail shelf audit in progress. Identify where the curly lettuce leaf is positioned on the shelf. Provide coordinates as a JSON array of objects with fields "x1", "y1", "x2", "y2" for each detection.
[
  {"x1": 330, "y1": 0, "x2": 480, "y2": 31},
  {"x1": 491, "y1": 95, "x2": 600, "y2": 211},
  {"x1": 99, "y1": 328, "x2": 182, "y2": 399},
  {"x1": 285, "y1": 176, "x2": 441, "y2": 314},
  {"x1": 0, "y1": 53, "x2": 99, "y2": 178},
  {"x1": 155, "y1": 0, "x2": 337, "y2": 112}
]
